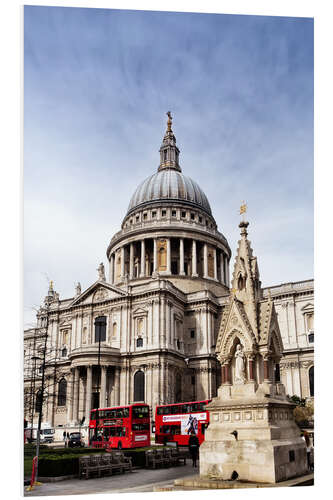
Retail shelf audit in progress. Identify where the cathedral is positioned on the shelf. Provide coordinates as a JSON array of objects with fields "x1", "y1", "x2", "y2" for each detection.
[{"x1": 24, "y1": 114, "x2": 314, "y2": 432}]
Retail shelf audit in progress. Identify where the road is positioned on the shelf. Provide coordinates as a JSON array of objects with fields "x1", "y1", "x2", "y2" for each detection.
[{"x1": 24, "y1": 463, "x2": 198, "y2": 496}]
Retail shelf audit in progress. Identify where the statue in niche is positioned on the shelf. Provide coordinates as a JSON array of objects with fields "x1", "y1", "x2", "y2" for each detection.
[
  {"x1": 234, "y1": 344, "x2": 246, "y2": 384},
  {"x1": 97, "y1": 262, "x2": 106, "y2": 281},
  {"x1": 76, "y1": 282, "x2": 81, "y2": 296}
]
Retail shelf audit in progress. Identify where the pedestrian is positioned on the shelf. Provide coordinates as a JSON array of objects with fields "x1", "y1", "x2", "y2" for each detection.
[
  {"x1": 188, "y1": 430, "x2": 199, "y2": 468},
  {"x1": 63, "y1": 431, "x2": 67, "y2": 447},
  {"x1": 303, "y1": 431, "x2": 313, "y2": 471}
]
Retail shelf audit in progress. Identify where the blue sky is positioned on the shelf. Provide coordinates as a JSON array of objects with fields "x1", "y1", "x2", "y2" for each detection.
[{"x1": 24, "y1": 6, "x2": 313, "y2": 327}]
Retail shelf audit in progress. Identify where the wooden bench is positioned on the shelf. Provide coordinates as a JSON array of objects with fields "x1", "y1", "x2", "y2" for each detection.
[
  {"x1": 79, "y1": 452, "x2": 132, "y2": 479},
  {"x1": 145, "y1": 448, "x2": 187, "y2": 469}
]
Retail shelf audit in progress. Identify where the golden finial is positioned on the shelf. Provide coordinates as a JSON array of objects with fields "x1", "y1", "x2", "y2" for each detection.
[
  {"x1": 240, "y1": 201, "x2": 247, "y2": 216},
  {"x1": 166, "y1": 111, "x2": 172, "y2": 131},
  {"x1": 49, "y1": 280, "x2": 54, "y2": 291}
]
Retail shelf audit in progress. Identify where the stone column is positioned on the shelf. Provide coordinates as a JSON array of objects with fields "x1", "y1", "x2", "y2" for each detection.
[
  {"x1": 67, "y1": 368, "x2": 74, "y2": 423},
  {"x1": 191, "y1": 240, "x2": 198, "y2": 277},
  {"x1": 110, "y1": 254, "x2": 115, "y2": 284},
  {"x1": 221, "y1": 365, "x2": 225, "y2": 385},
  {"x1": 140, "y1": 240, "x2": 145, "y2": 277},
  {"x1": 166, "y1": 238, "x2": 171, "y2": 274},
  {"x1": 120, "y1": 246, "x2": 125, "y2": 280},
  {"x1": 129, "y1": 243, "x2": 134, "y2": 279},
  {"x1": 248, "y1": 354, "x2": 255, "y2": 382},
  {"x1": 85, "y1": 365, "x2": 92, "y2": 420},
  {"x1": 153, "y1": 238, "x2": 157, "y2": 273},
  {"x1": 220, "y1": 252, "x2": 225, "y2": 284},
  {"x1": 263, "y1": 355, "x2": 271, "y2": 382},
  {"x1": 226, "y1": 258, "x2": 230, "y2": 287},
  {"x1": 115, "y1": 367, "x2": 121, "y2": 406},
  {"x1": 72, "y1": 367, "x2": 79, "y2": 424},
  {"x1": 100, "y1": 365, "x2": 107, "y2": 408},
  {"x1": 214, "y1": 247, "x2": 217, "y2": 280},
  {"x1": 179, "y1": 238, "x2": 185, "y2": 275},
  {"x1": 203, "y1": 243, "x2": 208, "y2": 278},
  {"x1": 225, "y1": 361, "x2": 231, "y2": 384}
]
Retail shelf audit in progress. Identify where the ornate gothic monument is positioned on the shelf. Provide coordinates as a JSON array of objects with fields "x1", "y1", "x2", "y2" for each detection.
[{"x1": 200, "y1": 220, "x2": 307, "y2": 483}]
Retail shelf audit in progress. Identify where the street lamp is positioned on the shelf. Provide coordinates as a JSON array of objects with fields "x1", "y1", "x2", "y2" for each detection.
[
  {"x1": 29, "y1": 355, "x2": 41, "y2": 440},
  {"x1": 33, "y1": 306, "x2": 49, "y2": 485}
]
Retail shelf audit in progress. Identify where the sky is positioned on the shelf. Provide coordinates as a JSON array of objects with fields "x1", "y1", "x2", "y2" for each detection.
[{"x1": 24, "y1": 5, "x2": 313, "y2": 328}]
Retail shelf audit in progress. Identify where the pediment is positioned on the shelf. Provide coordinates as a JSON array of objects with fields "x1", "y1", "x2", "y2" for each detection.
[
  {"x1": 70, "y1": 281, "x2": 126, "y2": 306},
  {"x1": 133, "y1": 307, "x2": 148, "y2": 317},
  {"x1": 258, "y1": 300, "x2": 284, "y2": 354},
  {"x1": 216, "y1": 298, "x2": 257, "y2": 359},
  {"x1": 301, "y1": 303, "x2": 314, "y2": 313}
]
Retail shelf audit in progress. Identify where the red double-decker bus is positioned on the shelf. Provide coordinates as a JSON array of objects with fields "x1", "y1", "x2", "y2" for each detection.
[
  {"x1": 155, "y1": 399, "x2": 211, "y2": 446},
  {"x1": 89, "y1": 403, "x2": 150, "y2": 449}
]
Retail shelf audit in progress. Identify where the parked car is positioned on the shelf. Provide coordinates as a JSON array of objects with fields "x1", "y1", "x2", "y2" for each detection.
[{"x1": 68, "y1": 432, "x2": 84, "y2": 448}]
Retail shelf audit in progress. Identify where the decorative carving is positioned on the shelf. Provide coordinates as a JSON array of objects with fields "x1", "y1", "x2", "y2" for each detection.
[{"x1": 94, "y1": 288, "x2": 108, "y2": 302}]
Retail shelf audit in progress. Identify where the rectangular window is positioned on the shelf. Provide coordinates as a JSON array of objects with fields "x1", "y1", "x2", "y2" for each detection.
[
  {"x1": 172, "y1": 210, "x2": 177, "y2": 217},
  {"x1": 152, "y1": 211, "x2": 156, "y2": 218},
  {"x1": 161, "y1": 210, "x2": 166, "y2": 217},
  {"x1": 143, "y1": 213, "x2": 147, "y2": 220},
  {"x1": 190, "y1": 330, "x2": 195, "y2": 339},
  {"x1": 190, "y1": 213, "x2": 195, "y2": 220},
  {"x1": 181, "y1": 211, "x2": 186, "y2": 218},
  {"x1": 199, "y1": 216, "x2": 202, "y2": 223}
]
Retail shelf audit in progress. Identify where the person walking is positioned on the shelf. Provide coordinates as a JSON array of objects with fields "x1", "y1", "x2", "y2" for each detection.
[
  {"x1": 188, "y1": 430, "x2": 200, "y2": 467},
  {"x1": 63, "y1": 431, "x2": 67, "y2": 447},
  {"x1": 303, "y1": 431, "x2": 313, "y2": 471}
]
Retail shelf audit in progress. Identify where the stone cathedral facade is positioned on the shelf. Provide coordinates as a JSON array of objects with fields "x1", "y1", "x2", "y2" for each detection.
[{"x1": 23, "y1": 115, "x2": 314, "y2": 431}]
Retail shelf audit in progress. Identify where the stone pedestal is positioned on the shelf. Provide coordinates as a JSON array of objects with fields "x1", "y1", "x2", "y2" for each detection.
[{"x1": 200, "y1": 383, "x2": 307, "y2": 483}]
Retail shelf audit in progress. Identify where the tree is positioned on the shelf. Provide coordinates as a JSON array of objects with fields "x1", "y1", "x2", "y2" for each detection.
[{"x1": 287, "y1": 394, "x2": 314, "y2": 428}]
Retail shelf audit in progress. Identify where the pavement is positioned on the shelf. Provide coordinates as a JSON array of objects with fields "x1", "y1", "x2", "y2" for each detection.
[{"x1": 24, "y1": 463, "x2": 197, "y2": 496}]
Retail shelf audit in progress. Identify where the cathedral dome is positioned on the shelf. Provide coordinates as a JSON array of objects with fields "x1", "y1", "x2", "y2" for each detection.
[
  {"x1": 127, "y1": 112, "x2": 212, "y2": 216},
  {"x1": 127, "y1": 169, "x2": 212, "y2": 216}
]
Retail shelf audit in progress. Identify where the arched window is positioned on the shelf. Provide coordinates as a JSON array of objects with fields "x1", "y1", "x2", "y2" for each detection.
[
  {"x1": 309, "y1": 366, "x2": 314, "y2": 397},
  {"x1": 35, "y1": 389, "x2": 43, "y2": 413},
  {"x1": 58, "y1": 378, "x2": 67, "y2": 406},
  {"x1": 175, "y1": 373, "x2": 182, "y2": 402},
  {"x1": 134, "y1": 370, "x2": 145, "y2": 402},
  {"x1": 112, "y1": 322, "x2": 117, "y2": 337},
  {"x1": 136, "y1": 337, "x2": 143, "y2": 347},
  {"x1": 94, "y1": 316, "x2": 107, "y2": 343},
  {"x1": 82, "y1": 327, "x2": 87, "y2": 344}
]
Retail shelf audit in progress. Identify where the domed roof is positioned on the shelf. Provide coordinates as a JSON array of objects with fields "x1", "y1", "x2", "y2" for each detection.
[{"x1": 127, "y1": 169, "x2": 212, "y2": 216}]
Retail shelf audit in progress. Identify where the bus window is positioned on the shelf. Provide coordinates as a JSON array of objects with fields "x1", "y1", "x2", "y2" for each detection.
[
  {"x1": 132, "y1": 406, "x2": 149, "y2": 418},
  {"x1": 171, "y1": 406, "x2": 179, "y2": 414},
  {"x1": 123, "y1": 408, "x2": 129, "y2": 418},
  {"x1": 90, "y1": 411, "x2": 96, "y2": 420}
]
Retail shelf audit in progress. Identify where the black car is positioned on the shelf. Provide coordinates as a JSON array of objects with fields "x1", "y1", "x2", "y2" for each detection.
[{"x1": 68, "y1": 432, "x2": 84, "y2": 448}]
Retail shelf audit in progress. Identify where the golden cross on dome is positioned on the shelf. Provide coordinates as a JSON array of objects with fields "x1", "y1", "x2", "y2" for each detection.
[
  {"x1": 166, "y1": 111, "x2": 172, "y2": 131},
  {"x1": 49, "y1": 280, "x2": 54, "y2": 291}
]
